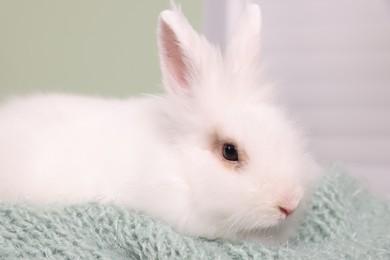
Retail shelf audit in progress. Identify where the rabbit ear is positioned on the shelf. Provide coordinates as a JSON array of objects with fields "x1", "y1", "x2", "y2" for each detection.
[
  {"x1": 225, "y1": 4, "x2": 262, "y2": 81},
  {"x1": 158, "y1": 4, "x2": 201, "y2": 97}
]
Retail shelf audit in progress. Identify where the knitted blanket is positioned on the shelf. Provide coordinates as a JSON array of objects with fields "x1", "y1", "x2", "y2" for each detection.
[{"x1": 1, "y1": 169, "x2": 389, "y2": 259}]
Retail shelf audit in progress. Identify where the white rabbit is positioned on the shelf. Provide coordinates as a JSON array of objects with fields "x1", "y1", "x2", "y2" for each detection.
[{"x1": 0, "y1": 3, "x2": 321, "y2": 245}]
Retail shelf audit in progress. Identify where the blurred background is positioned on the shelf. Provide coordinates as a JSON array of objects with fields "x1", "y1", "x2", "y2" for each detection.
[
  {"x1": 0, "y1": 1, "x2": 389, "y2": 195},
  {"x1": 0, "y1": 1, "x2": 201, "y2": 98}
]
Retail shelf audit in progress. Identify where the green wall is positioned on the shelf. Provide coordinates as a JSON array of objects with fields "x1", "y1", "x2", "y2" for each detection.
[{"x1": 0, "y1": 1, "x2": 201, "y2": 99}]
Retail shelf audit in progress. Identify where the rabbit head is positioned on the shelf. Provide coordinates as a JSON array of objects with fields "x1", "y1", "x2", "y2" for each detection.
[{"x1": 157, "y1": 3, "x2": 319, "y2": 243}]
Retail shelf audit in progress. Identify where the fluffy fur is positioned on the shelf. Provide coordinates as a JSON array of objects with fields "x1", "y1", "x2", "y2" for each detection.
[{"x1": 0, "y1": 4, "x2": 320, "y2": 245}]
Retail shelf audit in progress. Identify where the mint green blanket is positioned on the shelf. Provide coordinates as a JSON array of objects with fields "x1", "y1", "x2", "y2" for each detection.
[{"x1": 1, "y1": 169, "x2": 389, "y2": 259}]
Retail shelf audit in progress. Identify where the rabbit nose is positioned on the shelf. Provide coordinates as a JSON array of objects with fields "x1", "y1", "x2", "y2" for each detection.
[
  {"x1": 276, "y1": 187, "x2": 303, "y2": 218},
  {"x1": 277, "y1": 206, "x2": 295, "y2": 217},
  {"x1": 277, "y1": 196, "x2": 301, "y2": 218}
]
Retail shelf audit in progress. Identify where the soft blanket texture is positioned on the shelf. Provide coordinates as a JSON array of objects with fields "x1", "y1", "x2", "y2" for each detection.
[{"x1": 0, "y1": 168, "x2": 389, "y2": 259}]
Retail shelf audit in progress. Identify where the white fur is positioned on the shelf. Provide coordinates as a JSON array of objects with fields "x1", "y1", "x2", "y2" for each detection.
[{"x1": 0, "y1": 4, "x2": 321, "y2": 245}]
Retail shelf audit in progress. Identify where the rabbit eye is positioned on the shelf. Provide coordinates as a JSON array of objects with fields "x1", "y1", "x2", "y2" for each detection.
[{"x1": 222, "y1": 143, "x2": 239, "y2": 162}]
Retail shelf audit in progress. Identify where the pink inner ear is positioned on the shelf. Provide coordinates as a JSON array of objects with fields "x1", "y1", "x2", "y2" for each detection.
[{"x1": 161, "y1": 21, "x2": 189, "y2": 89}]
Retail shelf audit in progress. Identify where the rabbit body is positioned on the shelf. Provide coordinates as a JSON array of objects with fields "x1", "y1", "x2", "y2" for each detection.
[
  {"x1": 0, "y1": 4, "x2": 321, "y2": 244},
  {"x1": 0, "y1": 94, "x2": 202, "y2": 234}
]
